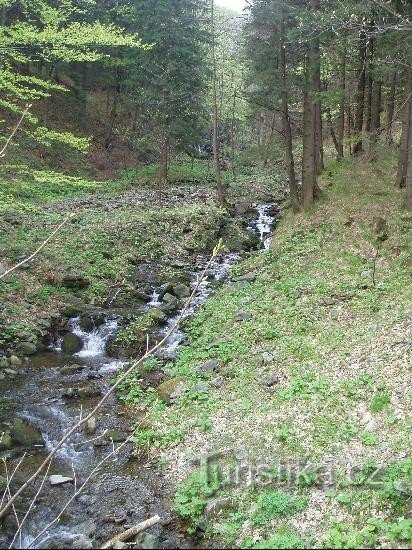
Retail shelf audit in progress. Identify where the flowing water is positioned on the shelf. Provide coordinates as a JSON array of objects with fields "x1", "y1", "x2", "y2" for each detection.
[{"x1": 1, "y1": 204, "x2": 277, "y2": 549}]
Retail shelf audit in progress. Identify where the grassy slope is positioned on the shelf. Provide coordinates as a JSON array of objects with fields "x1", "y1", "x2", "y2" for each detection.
[{"x1": 138, "y1": 152, "x2": 412, "y2": 548}]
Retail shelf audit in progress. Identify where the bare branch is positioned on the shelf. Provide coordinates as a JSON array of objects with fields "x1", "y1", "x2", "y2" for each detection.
[
  {"x1": 0, "y1": 104, "x2": 32, "y2": 159},
  {"x1": 0, "y1": 214, "x2": 74, "y2": 281},
  {"x1": 101, "y1": 515, "x2": 161, "y2": 549}
]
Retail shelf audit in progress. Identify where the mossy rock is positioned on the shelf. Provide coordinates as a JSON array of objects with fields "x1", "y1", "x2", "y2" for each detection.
[
  {"x1": 62, "y1": 333, "x2": 84, "y2": 354},
  {"x1": 10, "y1": 418, "x2": 45, "y2": 447},
  {"x1": 157, "y1": 378, "x2": 186, "y2": 404}
]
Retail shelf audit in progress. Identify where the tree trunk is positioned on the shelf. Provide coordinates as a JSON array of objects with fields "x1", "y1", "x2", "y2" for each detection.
[
  {"x1": 280, "y1": 11, "x2": 300, "y2": 212},
  {"x1": 302, "y1": 55, "x2": 316, "y2": 209},
  {"x1": 159, "y1": 134, "x2": 168, "y2": 182},
  {"x1": 337, "y1": 38, "x2": 346, "y2": 159},
  {"x1": 301, "y1": 0, "x2": 320, "y2": 209},
  {"x1": 396, "y1": 54, "x2": 412, "y2": 189},
  {"x1": 353, "y1": 29, "x2": 367, "y2": 155},
  {"x1": 327, "y1": 108, "x2": 340, "y2": 155},
  {"x1": 365, "y1": 35, "x2": 374, "y2": 134},
  {"x1": 313, "y1": 21, "x2": 323, "y2": 174},
  {"x1": 370, "y1": 80, "x2": 382, "y2": 147},
  {"x1": 385, "y1": 72, "x2": 396, "y2": 144},
  {"x1": 405, "y1": 115, "x2": 412, "y2": 210},
  {"x1": 211, "y1": 0, "x2": 226, "y2": 207}
]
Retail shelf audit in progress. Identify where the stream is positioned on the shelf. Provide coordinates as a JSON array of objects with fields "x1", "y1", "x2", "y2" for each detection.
[{"x1": 0, "y1": 204, "x2": 277, "y2": 549}]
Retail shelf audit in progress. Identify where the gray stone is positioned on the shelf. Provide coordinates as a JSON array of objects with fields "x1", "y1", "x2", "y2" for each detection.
[
  {"x1": 203, "y1": 497, "x2": 234, "y2": 521},
  {"x1": 49, "y1": 475, "x2": 74, "y2": 486},
  {"x1": 0, "y1": 432, "x2": 12, "y2": 451},
  {"x1": 196, "y1": 358, "x2": 221, "y2": 375},
  {"x1": 0, "y1": 475, "x2": 8, "y2": 492},
  {"x1": 9, "y1": 355, "x2": 22, "y2": 367},
  {"x1": 62, "y1": 333, "x2": 84, "y2": 354},
  {"x1": 112, "y1": 542, "x2": 128, "y2": 550},
  {"x1": 211, "y1": 376, "x2": 225, "y2": 388},
  {"x1": 172, "y1": 283, "x2": 191, "y2": 299},
  {"x1": 235, "y1": 310, "x2": 252, "y2": 321},
  {"x1": 104, "y1": 430, "x2": 128, "y2": 443},
  {"x1": 17, "y1": 341, "x2": 37, "y2": 355},
  {"x1": 260, "y1": 352, "x2": 274, "y2": 365},
  {"x1": 393, "y1": 479, "x2": 412, "y2": 496},
  {"x1": 150, "y1": 308, "x2": 167, "y2": 323},
  {"x1": 134, "y1": 532, "x2": 159, "y2": 549},
  {"x1": 192, "y1": 381, "x2": 209, "y2": 393},
  {"x1": 330, "y1": 308, "x2": 339, "y2": 320},
  {"x1": 0, "y1": 357, "x2": 9, "y2": 368},
  {"x1": 0, "y1": 262, "x2": 7, "y2": 276},
  {"x1": 72, "y1": 537, "x2": 93, "y2": 549},
  {"x1": 4, "y1": 369, "x2": 17, "y2": 377},
  {"x1": 78, "y1": 385, "x2": 101, "y2": 399},
  {"x1": 59, "y1": 364, "x2": 85, "y2": 375},
  {"x1": 258, "y1": 373, "x2": 280, "y2": 387},
  {"x1": 11, "y1": 418, "x2": 45, "y2": 447},
  {"x1": 232, "y1": 271, "x2": 257, "y2": 283}
]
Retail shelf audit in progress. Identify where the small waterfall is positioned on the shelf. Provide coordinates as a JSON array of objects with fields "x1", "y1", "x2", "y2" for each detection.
[
  {"x1": 248, "y1": 203, "x2": 277, "y2": 250},
  {"x1": 70, "y1": 318, "x2": 119, "y2": 358}
]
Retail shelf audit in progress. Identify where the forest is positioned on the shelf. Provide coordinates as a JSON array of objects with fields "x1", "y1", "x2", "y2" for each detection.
[{"x1": 0, "y1": 0, "x2": 411, "y2": 549}]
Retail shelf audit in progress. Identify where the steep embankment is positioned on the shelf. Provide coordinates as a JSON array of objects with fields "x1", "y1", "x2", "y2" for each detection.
[{"x1": 136, "y1": 153, "x2": 412, "y2": 548}]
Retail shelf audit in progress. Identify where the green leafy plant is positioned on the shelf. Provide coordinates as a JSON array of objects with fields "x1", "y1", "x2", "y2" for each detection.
[{"x1": 251, "y1": 491, "x2": 307, "y2": 526}]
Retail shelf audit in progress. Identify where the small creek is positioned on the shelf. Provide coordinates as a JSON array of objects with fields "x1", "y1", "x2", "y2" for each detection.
[{"x1": 1, "y1": 204, "x2": 277, "y2": 549}]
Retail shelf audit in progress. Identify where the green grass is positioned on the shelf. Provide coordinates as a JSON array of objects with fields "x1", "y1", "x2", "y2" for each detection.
[{"x1": 135, "y1": 149, "x2": 411, "y2": 547}]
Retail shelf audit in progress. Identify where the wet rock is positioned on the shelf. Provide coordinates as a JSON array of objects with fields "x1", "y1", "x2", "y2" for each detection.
[
  {"x1": 157, "y1": 378, "x2": 185, "y2": 404},
  {"x1": 196, "y1": 358, "x2": 221, "y2": 376},
  {"x1": 78, "y1": 385, "x2": 101, "y2": 399},
  {"x1": 0, "y1": 475, "x2": 7, "y2": 492},
  {"x1": 150, "y1": 308, "x2": 167, "y2": 323},
  {"x1": 59, "y1": 364, "x2": 85, "y2": 375},
  {"x1": 49, "y1": 474, "x2": 74, "y2": 486},
  {"x1": 235, "y1": 310, "x2": 252, "y2": 321},
  {"x1": 203, "y1": 497, "x2": 234, "y2": 521},
  {"x1": 156, "y1": 347, "x2": 179, "y2": 361},
  {"x1": 62, "y1": 275, "x2": 91, "y2": 289},
  {"x1": 0, "y1": 262, "x2": 6, "y2": 276},
  {"x1": 72, "y1": 537, "x2": 94, "y2": 550},
  {"x1": 0, "y1": 356, "x2": 9, "y2": 368},
  {"x1": 232, "y1": 271, "x2": 257, "y2": 283},
  {"x1": 112, "y1": 542, "x2": 128, "y2": 550},
  {"x1": 4, "y1": 368, "x2": 17, "y2": 377},
  {"x1": 132, "y1": 262, "x2": 162, "y2": 286},
  {"x1": 158, "y1": 283, "x2": 174, "y2": 300},
  {"x1": 62, "y1": 332, "x2": 84, "y2": 354},
  {"x1": 63, "y1": 304, "x2": 84, "y2": 318},
  {"x1": 11, "y1": 418, "x2": 45, "y2": 447},
  {"x1": 17, "y1": 341, "x2": 37, "y2": 355},
  {"x1": 134, "y1": 532, "x2": 160, "y2": 549},
  {"x1": 172, "y1": 283, "x2": 190, "y2": 299},
  {"x1": 104, "y1": 430, "x2": 128, "y2": 442}
]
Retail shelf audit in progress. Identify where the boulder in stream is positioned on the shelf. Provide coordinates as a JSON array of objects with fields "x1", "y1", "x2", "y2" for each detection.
[
  {"x1": 62, "y1": 332, "x2": 84, "y2": 354},
  {"x1": 17, "y1": 341, "x2": 37, "y2": 355},
  {"x1": 10, "y1": 418, "x2": 45, "y2": 447}
]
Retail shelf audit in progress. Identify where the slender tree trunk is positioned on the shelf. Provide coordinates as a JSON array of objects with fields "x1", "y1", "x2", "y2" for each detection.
[
  {"x1": 159, "y1": 133, "x2": 168, "y2": 182},
  {"x1": 385, "y1": 72, "x2": 396, "y2": 144},
  {"x1": 302, "y1": 0, "x2": 320, "y2": 209},
  {"x1": 302, "y1": 56, "x2": 316, "y2": 209},
  {"x1": 231, "y1": 85, "x2": 237, "y2": 181},
  {"x1": 347, "y1": 102, "x2": 353, "y2": 155},
  {"x1": 406, "y1": 115, "x2": 412, "y2": 210},
  {"x1": 396, "y1": 55, "x2": 412, "y2": 189},
  {"x1": 365, "y1": 35, "x2": 374, "y2": 134},
  {"x1": 211, "y1": 0, "x2": 226, "y2": 207},
  {"x1": 370, "y1": 80, "x2": 382, "y2": 147},
  {"x1": 313, "y1": 21, "x2": 323, "y2": 174},
  {"x1": 337, "y1": 37, "x2": 346, "y2": 159},
  {"x1": 327, "y1": 108, "x2": 340, "y2": 155},
  {"x1": 280, "y1": 11, "x2": 300, "y2": 212},
  {"x1": 353, "y1": 28, "x2": 367, "y2": 155}
]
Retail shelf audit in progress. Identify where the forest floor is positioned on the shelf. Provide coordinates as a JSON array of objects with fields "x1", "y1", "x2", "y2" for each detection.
[{"x1": 133, "y1": 151, "x2": 412, "y2": 549}]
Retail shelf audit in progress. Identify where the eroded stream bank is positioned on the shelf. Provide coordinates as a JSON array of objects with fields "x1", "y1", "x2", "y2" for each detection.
[{"x1": 0, "y1": 203, "x2": 278, "y2": 549}]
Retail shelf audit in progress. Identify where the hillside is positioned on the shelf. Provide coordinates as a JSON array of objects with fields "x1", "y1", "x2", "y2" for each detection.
[{"x1": 133, "y1": 151, "x2": 412, "y2": 548}]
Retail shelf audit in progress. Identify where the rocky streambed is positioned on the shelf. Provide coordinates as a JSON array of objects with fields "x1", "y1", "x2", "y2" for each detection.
[{"x1": 0, "y1": 204, "x2": 278, "y2": 549}]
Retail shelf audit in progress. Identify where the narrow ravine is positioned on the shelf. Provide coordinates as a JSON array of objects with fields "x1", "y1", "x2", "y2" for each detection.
[{"x1": 1, "y1": 204, "x2": 278, "y2": 549}]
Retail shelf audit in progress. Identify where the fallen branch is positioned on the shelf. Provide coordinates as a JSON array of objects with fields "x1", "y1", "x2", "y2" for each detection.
[
  {"x1": 0, "y1": 214, "x2": 74, "y2": 280},
  {"x1": 0, "y1": 240, "x2": 225, "y2": 519},
  {"x1": 101, "y1": 515, "x2": 161, "y2": 549},
  {"x1": 0, "y1": 104, "x2": 32, "y2": 159}
]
